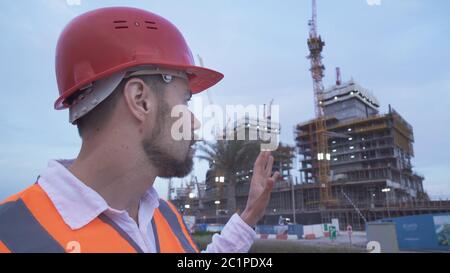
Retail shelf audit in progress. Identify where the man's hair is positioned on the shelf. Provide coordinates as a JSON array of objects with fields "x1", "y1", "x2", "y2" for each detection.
[{"x1": 75, "y1": 75, "x2": 166, "y2": 138}]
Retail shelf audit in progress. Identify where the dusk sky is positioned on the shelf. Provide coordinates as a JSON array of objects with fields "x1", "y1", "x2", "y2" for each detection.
[{"x1": 0, "y1": 0, "x2": 449, "y2": 200}]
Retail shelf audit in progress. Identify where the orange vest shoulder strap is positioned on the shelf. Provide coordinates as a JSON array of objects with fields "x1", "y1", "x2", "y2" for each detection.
[
  {"x1": 0, "y1": 187, "x2": 65, "y2": 253},
  {"x1": 152, "y1": 199, "x2": 199, "y2": 253},
  {"x1": 0, "y1": 241, "x2": 11, "y2": 253},
  {"x1": 0, "y1": 184, "x2": 142, "y2": 253}
]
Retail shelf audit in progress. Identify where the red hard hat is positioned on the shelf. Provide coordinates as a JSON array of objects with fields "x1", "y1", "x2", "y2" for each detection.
[{"x1": 54, "y1": 7, "x2": 223, "y2": 110}]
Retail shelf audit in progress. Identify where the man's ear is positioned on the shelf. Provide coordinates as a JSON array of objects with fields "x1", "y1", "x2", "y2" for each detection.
[{"x1": 122, "y1": 77, "x2": 152, "y2": 122}]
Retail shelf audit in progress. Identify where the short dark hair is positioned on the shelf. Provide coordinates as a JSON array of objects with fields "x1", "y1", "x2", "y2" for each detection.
[{"x1": 75, "y1": 75, "x2": 166, "y2": 138}]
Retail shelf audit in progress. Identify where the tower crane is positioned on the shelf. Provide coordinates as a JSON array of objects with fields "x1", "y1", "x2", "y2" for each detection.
[{"x1": 307, "y1": 0, "x2": 332, "y2": 206}]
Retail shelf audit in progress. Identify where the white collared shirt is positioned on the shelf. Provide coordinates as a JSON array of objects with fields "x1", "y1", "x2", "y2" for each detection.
[{"x1": 37, "y1": 159, "x2": 257, "y2": 253}]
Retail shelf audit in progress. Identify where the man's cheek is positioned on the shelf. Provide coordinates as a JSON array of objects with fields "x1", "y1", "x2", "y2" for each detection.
[{"x1": 170, "y1": 105, "x2": 192, "y2": 141}]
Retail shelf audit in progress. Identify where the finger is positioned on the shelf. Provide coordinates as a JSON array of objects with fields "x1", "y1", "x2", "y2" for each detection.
[
  {"x1": 258, "y1": 177, "x2": 274, "y2": 201},
  {"x1": 260, "y1": 176, "x2": 276, "y2": 202},
  {"x1": 265, "y1": 177, "x2": 275, "y2": 193},
  {"x1": 271, "y1": 171, "x2": 281, "y2": 183},
  {"x1": 264, "y1": 171, "x2": 278, "y2": 193},
  {"x1": 252, "y1": 176, "x2": 277, "y2": 211},
  {"x1": 255, "y1": 151, "x2": 270, "y2": 173},
  {"x1": 254, "y1": 151, "x2": 265, "y2": 170},
  {"x1": 260, "y1": 151, "x2": 270, "y2": 167},
  {"x1": 264, "y1": 155, "x2": 274, "y2": 177}
]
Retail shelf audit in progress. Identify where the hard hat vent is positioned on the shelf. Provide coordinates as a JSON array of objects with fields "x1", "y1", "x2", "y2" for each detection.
[
  {"x1": 113, "y1": 20, "x2": 128, "y2": 29},
  {"x1": 145, "y1": 21, "x2": 158, "y2": 30},
  {"x1": 112, "y1": 20, "x2": 158, "y2": 30}
]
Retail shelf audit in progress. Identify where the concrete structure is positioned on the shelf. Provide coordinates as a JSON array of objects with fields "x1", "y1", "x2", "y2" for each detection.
[
  {"x1": 321, "y1": 80, "x2": 379, "y2": 122},
  {"x1": 171, "y1": 80, "x2": 450, "y2": 231},
  {"x1": 292, "y1": 79, "x2": 437, "y2": 229},
  {"x1": 296, "y1": 80, "x2": 426, "y2": 204}
]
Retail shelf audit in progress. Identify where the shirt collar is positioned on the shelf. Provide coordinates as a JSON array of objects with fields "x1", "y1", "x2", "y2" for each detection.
[
  {"x1": 141, "y1": 185, "x2": 160, "y2": 211},
  {"x1": 38, "y1": 159, "x2": 159, "y2": 230}
]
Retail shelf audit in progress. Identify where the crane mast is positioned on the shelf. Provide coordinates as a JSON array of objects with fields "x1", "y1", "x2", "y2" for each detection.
[{"x1": 307, "y1": 0, "x2": 331, "y2": 205}]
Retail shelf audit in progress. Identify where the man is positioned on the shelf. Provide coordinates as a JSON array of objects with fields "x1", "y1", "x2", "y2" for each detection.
[{"x1": 0, "y1": 7, "x2": 279, "y2": 253}]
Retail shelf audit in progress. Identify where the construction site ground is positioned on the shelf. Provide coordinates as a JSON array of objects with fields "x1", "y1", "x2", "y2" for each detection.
[
  {"x1": 193, "y1": 233, "x2": 368, "y2": 253},
  {"x1": 250, "y1": 239, "x2": 366, "y2": 253}
]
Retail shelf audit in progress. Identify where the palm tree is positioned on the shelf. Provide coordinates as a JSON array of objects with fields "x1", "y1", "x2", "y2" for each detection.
[{"x1": 197, "y1": 140, "x2": 260, "y2": 215}]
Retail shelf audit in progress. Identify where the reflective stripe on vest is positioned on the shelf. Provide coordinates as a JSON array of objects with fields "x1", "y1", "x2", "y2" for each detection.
[
  {"x1": 0, "y1": 184, "x2": 198, "y2": 253},
  {"x1": 97, "y1": 214, "x2": 144, "y2": 253},
  {"x1": 152, "y1": 200, "x2": 198, "y2": 253},
  {"x1": 151, "y1": 219, "x2": 161, "y2": 253},
  {"x1": 165, "y1": 200, "x2": 199, "y2": 252},
  {"x1": 0, "y1": 199, "x2": 65, "y2": 253}
]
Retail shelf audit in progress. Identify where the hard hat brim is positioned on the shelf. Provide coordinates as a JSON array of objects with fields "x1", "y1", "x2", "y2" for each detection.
[{"x1": 54, "y1": 62, "x2": 224, "y2": 110}]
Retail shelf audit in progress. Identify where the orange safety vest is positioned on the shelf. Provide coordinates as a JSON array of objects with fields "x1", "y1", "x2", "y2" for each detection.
[{"x1": 0, "y1": 184, "x2": 199, "y2": 253}]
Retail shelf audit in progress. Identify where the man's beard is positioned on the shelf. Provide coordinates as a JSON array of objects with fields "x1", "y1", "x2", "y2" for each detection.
[
  {"x1": 141, "y1": 100, "x2": 194, "y2": 178},
  {"x1": 142, "y1": 140, "x2": 194, "y2": 178}
]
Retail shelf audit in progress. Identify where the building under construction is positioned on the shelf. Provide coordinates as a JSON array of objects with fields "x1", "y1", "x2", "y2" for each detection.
[
  {"x1": 171, "y1": 80, "x2": 450, "y2": 231},
  {"x1": 292, "y1": 79, "x2": 439, "y2": 230},
  {"x1": 297, "y1": 79, "x2": 426, "y2": 203},
  {"x1": 170, "y1": 0, "x2": 450, "y2": 230}
]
